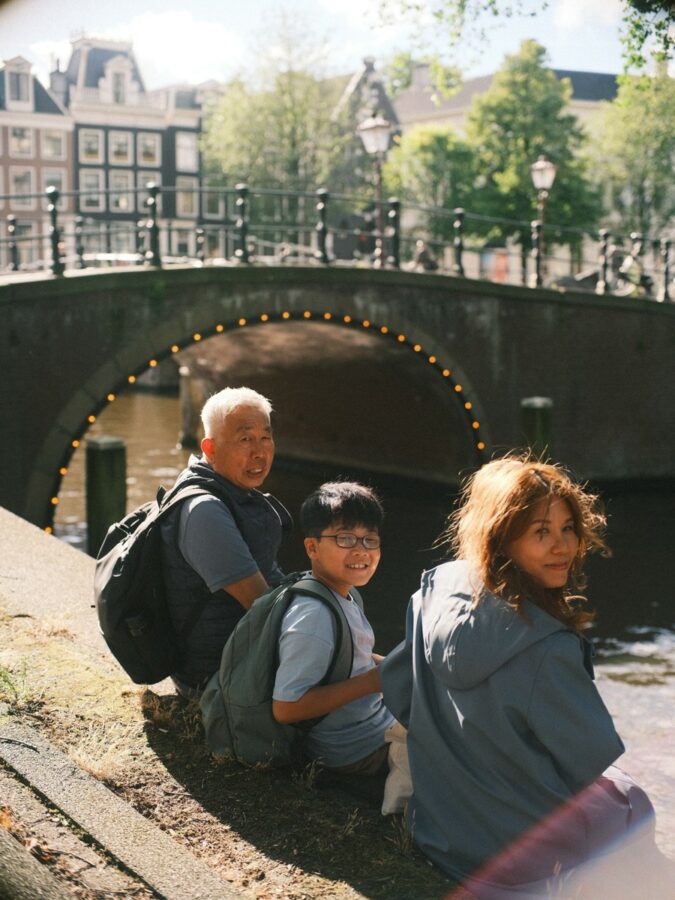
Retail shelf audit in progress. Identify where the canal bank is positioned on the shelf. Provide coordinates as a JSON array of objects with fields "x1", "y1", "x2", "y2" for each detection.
[
  {"x1": 1, "y1": 503, "x2": 674, "y2": 899},
  {"x1": 0, "y1": 506, "x2": 455, "y2": 900}
]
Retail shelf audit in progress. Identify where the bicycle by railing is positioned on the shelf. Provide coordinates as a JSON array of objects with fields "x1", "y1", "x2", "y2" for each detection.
[{"x1": 0, "y1": 183, "x2": 671, "y2": 302}]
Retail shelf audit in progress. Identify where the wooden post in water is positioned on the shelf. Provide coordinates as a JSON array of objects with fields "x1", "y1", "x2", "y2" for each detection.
[
  {"x1": 520, "y1": 397, "x2": 553, "y2": 459},
  {"x1": 86, "y1": 436, "x2": 126, "y2": 556}
]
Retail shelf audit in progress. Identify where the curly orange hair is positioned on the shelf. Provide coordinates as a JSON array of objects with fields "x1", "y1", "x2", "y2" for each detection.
[{"x1": 439, "y1": 454, "x2": 608, "y2": 631}]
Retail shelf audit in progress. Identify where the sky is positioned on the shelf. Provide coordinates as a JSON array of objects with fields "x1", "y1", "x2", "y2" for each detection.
[{"x1": 0, "y1": 0, "x2": 628, "y2": 89}]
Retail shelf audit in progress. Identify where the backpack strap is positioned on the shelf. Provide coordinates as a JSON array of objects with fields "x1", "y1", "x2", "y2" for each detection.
[
  {"x1": 153, "y1": 481, "x2": 241, "y2": 644},
  {"x1": 290, "y1": 577, "x2": 356, "y2": 686}
]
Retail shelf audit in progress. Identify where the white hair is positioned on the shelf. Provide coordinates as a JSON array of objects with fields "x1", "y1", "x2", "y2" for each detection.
[{"x1": 201, "y1": 387, "x2": 272, "y2": 438}]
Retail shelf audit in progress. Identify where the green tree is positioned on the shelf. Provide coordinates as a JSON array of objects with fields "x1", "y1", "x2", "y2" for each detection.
[
  {"x1": 383, "y1": 126, "x2": 477, "y2": 238},
  {"x1": 591, "y1": 74, "x2": 675, "y2": 238},
  {"x1": 465, "y1": 40, "x2": 600, "y2": 274},
  {"x1": 201, "y1": 14, "x2": 347, "y2": 193}
]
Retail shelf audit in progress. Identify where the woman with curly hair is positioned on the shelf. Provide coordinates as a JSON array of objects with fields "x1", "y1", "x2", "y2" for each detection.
[{"x1": 381, "y1": 455, "x2": 671, "y2": 898}]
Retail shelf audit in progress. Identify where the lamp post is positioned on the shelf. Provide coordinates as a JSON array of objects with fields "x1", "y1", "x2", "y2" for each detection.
[
  {"x1": 357, "y1": 113, "x2": 391, "y2": 268},
  {"x1": 529, "y1": 155, "x2": 557, "y2": 287}
]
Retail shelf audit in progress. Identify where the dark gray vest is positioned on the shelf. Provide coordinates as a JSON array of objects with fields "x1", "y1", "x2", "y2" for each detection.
[{"x1": 160, "y1": 459, "x2": 291, "y2": 685}]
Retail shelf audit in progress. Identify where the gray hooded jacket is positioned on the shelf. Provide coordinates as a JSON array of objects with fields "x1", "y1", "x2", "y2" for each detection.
[{"x1": 381, "y1": 559, "x2": 624, "y2": 886}]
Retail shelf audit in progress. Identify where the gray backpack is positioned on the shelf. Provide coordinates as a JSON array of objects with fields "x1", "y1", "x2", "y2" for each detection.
[{"x1": 200, "y1": 573, "x2": 362, "y2": 767}]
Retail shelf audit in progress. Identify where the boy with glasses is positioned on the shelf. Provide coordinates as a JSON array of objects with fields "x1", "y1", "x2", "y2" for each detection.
[{"x1": 272, "y1": 481, "x2": 394, "y2": 774}]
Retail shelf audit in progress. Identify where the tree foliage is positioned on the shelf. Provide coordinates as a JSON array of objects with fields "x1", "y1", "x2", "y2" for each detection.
[
  {"x1": 201, "y1": 15, "x2": 348, "y2": 193},
  {"x1": 591, "y1": 74, "x2": 675, "y2": 238},
  {"x1": 380, "y1": 0, "x2": 673, "y2": 72},
  {"x1": 384, "y1": 127, "x2": 477, "y2": 236},
  {"x1": 465, "y1": 40, "x2": 599, "y2": 250},
  {"x1": 383, "y1": 40, "x2": 602, "y2": 278}
]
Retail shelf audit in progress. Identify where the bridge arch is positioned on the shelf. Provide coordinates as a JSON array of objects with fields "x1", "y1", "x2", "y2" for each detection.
[
  {"x1": 30, "y1": 297, "x2": 489, "y2": 532},
  {"x1": 5, "y1": 264, "x2": 673, "y2": 532}
]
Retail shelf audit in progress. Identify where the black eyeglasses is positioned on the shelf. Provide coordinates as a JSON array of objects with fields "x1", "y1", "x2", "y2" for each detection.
[{"x1": 317, "y1": 532, "x2": 381, "y2": 550}]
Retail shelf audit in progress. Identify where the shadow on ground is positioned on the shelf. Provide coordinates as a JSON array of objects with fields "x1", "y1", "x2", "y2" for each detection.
[{"x1": 138, "y1": 690, "x2": 455, "y2": 899}]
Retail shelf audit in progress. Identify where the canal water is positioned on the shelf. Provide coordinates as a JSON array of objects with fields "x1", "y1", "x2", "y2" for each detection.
[{"x1": 54, "y1": 390, "x2": 674, "y2": 856}]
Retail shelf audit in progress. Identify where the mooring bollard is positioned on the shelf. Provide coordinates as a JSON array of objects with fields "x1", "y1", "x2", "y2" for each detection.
[
  {"x1": 86, "y1": 436, "x2": 126, "y2": 556},
  {"x1": 520, "y1": 397, "x2": 553, "y2": 458},
  {"x1": 177, "y1": 365, "x2": 205, "y2": 450}
]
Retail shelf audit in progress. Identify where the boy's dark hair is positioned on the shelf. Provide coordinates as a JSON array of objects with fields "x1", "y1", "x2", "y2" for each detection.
[{"x1": 300, "y1": 482, "x2": 383, "y2": 536}]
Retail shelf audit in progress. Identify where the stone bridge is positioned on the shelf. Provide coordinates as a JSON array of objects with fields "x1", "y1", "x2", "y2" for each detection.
[{"x1": 1, "y1": 264, "x2": 673, "y2": 531}]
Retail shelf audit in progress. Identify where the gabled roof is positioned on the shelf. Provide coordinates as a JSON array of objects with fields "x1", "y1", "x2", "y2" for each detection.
[
  {"x1": 0, "y1": 65, "x2": 65, "y2": 115},
  {"x1": 393, "y1": 65, "x2": 618, "y2": 124},
  {"x1": 333, "y1": 57, "x2": 399, "y2": 128},
  {"x1": 62, "y1": 39, "x2": 145, "y2": 92}
]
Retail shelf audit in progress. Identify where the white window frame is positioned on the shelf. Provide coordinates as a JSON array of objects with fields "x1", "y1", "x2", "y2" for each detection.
[
  {"x1": 173, "y1": 229, "x2": 192, "y2": 257},
  {"x1": 108, "y1": 130, "x2": 133, "y2": 166},
  {"x1": 0, "y1": 166, "x2": 4, "y2": 210},
  {"x1": 9, "y1": 166, "x2": 36, "y2": 209},
  {"x1": 80, "y1": 169, "x2": 105, "y2": 212},
  {"x1": 176, "y1": 175, "x2": 198, "y2": 218},
  {"x1": 109, "y1": 170, "x2": 135, "y2": 213},
  {"x1": 79, "y1": 128, "x2": 104, "y2": 164},
  {"x1": 137, "y1": 132, "x2": 161, "y2": 167},
  {"x1": 42, "y1": 168, "x2": 67, "y2": 210},
  {"x1": 14, "y1": 220, "x2": 37, "y2": 263},
  {"x1": 175, "y1": 131, "x2": 198, "y2": 172},
  {"x1": 5, "y1": 66, "x2": 33, "y2": 111},
  {"x1": 203, "y1": 186, "x2": 224, "y2": 219},
  {"x1": 41, "y1": 129, "x2": 67, "y2": 161},
  {"x1": 112, "y1": 72, "x2": 126, "y2": 105},
  {"x1": 9, "y1": 126, "x2": 34, "y2": 158}
]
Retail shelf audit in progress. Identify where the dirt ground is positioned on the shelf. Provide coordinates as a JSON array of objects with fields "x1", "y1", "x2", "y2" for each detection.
[{"x1": 0, "y1": 607, "x2": 457, "y2": 900}]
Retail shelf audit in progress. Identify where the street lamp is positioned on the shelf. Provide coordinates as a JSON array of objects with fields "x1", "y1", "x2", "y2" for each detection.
[
  {"x1": 530, "y1": 155, "x2": 557, "y2": 287},
  {"x1": 357, "y1": 113, "x2": 392, "y2": 267}
]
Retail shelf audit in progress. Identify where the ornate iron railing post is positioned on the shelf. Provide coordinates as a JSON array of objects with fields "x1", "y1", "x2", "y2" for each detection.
[
  {"x1": 314, "y1": 188, "x2": 329, "y2": 264},
  {"x1": 134, "y1": 219, "x2": 146, "y2": 263},
  {"x1": 660, "y1": 238, "x2": 671, "y2": 303},
  {"x1": 531, "y1": 220, "x2": 543, "y2": 287},
  {"x1": 7, "y1": 215, "x2": 20, "y2": 271},
  {"x1": 196, "y1": 227, "x2": 205, "y2": 264},
  {"x1": 46, "y1": 186, "x2": 65, "y2": 276},
  {"x1": 74, "y1": 216, "x2": 86, "y2": 268},
  {"x1": 234, "y1": 183, "x2": 249, "y2": 264},
  {"x1": 145, "y1": 182, "x2": 162, "y2": 268},
  {"x1": 387, "y1": 198, "x2": 401, "y2": 269},
  {"x1": 452, "y1": 208, "x2": 465, "y2": 276},
  {"x1": 596, "y1": 229, "x2": 610, "y2": 295}
]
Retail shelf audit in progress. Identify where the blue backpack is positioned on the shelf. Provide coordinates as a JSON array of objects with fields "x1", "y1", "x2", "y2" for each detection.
[{"x1": 200, "y1": 574, "x2": 362, "y2": 767}]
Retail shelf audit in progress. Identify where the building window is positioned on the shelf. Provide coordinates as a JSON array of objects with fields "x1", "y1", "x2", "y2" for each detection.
[
  {"x1": 43, "y1": 169, "x2": 67, "y2": 209},
  {"x1": 80, "y1": 170, "x2": 105, "y2": 212},
  {"x1": 9, "y1": 167, "x2": 36, "y2": 209},
  {"x1": 14, "y1": 221, "x2": 37, "y2": 264},
  {"x1": 174, "y1": 230, "x2": 191, "y2": 257},
  {"x1": 137, "y1": 132, "x2": 161, "y2": 167},
  {"x1": 112, "y1": 72, "x2": 126, "y2": 104},
  {"x1": 203, "y1": 186, "x2": 224, "y2": 219},
  {"x1": 9, "y1": 127, "x2": 33, "y2": 157},
  {"x1": 176, "y1": 132, "x2": 198, "y2": 171},
  {"x1": 109, "y1": 131, "x2": 133, "y2": 166},
  {"x1": 79, "y1": 129, "x2": 104, "y2": 164},
  {"x1": 42, "y1": 130, "x2": 66, "y2": 160},
  {"x1": 109, "y1": 170, "x2": 134, "y2": 213},
  {"x1": 9, "y1": 71, "x2": 29, "y2": 102},
  {"x1": 176, "y1": 176, "x2": 198, "y2": 217}
]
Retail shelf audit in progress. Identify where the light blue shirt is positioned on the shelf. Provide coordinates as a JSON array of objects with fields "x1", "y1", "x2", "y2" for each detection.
[{"x1": 273, "y1": 578, "x2": 394, "y2": 767}]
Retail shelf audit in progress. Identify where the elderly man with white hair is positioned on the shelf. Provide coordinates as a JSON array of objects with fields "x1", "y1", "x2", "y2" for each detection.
[{"x1": 160, "y1": 386, "x2": 290, "y2": 699}]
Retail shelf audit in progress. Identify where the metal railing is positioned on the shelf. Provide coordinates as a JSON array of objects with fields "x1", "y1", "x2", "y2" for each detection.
[{"x1": 0, "y1": 183, "x2": 671, "y2": 301}]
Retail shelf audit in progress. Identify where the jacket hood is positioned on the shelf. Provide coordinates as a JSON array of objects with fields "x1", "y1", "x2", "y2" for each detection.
[{"x1": 417, "y1": 560, "x2": 567, "y2": 690}]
